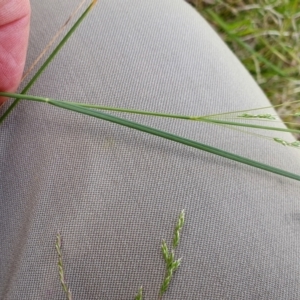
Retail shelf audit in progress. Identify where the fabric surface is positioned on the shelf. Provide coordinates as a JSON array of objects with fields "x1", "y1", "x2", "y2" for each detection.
[{"x1": 1, "y1": 0, "x2": 300, "y2": 299}]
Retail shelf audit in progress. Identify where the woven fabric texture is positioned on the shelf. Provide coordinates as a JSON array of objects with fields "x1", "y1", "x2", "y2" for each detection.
[{"x1": 1, "y1": 0, "x2": 300, "y2": 299}]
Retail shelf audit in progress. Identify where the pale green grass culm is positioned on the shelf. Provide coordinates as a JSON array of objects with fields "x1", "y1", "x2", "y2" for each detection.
[{"x1": 1, "y1": 91, "x2": 300, "y2": 182}]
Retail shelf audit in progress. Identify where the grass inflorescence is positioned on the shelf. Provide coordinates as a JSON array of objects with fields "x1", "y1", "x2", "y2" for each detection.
[
  {"x1": 55, "y1": 210, "x2": 185, "y2": 299},
  {"x1": 159, "y1": 209, "x2": 185, "y2": 298},
  {"x1": 2, "y1": 91, "x2": 300, "y2": 182},
  {"x1": 55, "y1": 233, "x2": 72, "y2": 300},
  {"x1": 134, "y1": 286, "x2": 143, "y2": 300},
  {"x1": 189, "y1": 0, "x2": 300, "y2": 136}
]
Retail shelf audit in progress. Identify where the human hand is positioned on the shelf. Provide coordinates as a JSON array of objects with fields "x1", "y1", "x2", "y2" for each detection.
[{"x1": 0, "y1": 0, "x2": 30, "y2": 105}]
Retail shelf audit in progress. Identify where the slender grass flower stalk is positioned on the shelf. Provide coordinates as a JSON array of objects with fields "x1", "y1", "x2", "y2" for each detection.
[
  {"x1": 21, "y1": 0, "x2": 91, "y2": 83},
  {"x1": 1, "y1": 91, "x2": 300, "y2": 182},
  {"x1": 56, "y1": 233, "x2": 72, "y2": 300}
]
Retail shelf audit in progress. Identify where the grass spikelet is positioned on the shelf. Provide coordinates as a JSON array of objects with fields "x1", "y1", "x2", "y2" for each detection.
[
  {"x1": 161, "y1": 240, "x2": 169, "y2": 263},
  {"x1": 56, "y1": 233, "x2": 72, "y2": 300},
  {"x1": 173, "y1": 209, "x2": 185, "y2": 249},
  {"x1": 134, "y1": 286, "x2": 143, "y2": 300},
  {"x1": 159, "y1": 210, "x2": 185, "y2": 298}
]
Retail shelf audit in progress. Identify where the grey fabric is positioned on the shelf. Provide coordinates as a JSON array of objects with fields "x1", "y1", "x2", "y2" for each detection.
[{"x1": 1, "y1": 0, "x2": 300, "y2": 299}]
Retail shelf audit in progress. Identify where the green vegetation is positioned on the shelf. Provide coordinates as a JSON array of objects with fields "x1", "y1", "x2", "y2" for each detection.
[
  {"x1": 189, "y1": 0, "x2": 300, "y2": 136},
  {"x1": 3, "y1": 1, "x2": 300, "y2": 298},
  {"x1": 56, "y1": 210, "x2": 185, "y2": 299},
  {"x1": 159, "y1": 210, "x2": 185, "y2": 298},
  {"x1": 3, "y1": 91, "x2": 300, "y2": 181},
  {"x1": 56, "y1": 233, "x2": 72, "y2": 300},
  {"x1": 1, "y1": 1, "x2": 300, "y2": 182}
]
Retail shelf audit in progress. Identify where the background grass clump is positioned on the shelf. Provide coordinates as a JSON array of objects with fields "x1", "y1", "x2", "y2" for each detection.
[{"x1": 188, "y1": 0, "x2": 300, "y2": 137}]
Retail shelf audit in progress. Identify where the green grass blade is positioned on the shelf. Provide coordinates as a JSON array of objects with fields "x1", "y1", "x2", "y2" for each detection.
[
  {"x1": 5, "y1": 94, "x2": 296, "y2": 181},
  {"x1": 2, "y1": 92, "x2": 299, "y2": 181},
  {"x1": 1, "y1": 92, "x2": 299, "y2": 135},
  {"x1": 50, "y1": 101, "x2": 300, "y2": 181},
  {"x1": 205, "y1": 9, "x2": 287, "y2": 77},
  {"x1": 0, "y1": 1, "x2": 96, "y2": 125}
]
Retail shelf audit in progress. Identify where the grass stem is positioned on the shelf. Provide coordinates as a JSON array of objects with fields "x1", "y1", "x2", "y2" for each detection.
[
  {"x1": 56, "y1": 233, "x2": 72, "y2": 300},
  {"x1": 1, "y1": 92, "x2": 299, "y2": 135},
  {"x1": 1, "y1": 92, "x2": 299, "y2": 182},
  {"x1": 0, "y1": 1, "x2": 96, "y2": 125}
]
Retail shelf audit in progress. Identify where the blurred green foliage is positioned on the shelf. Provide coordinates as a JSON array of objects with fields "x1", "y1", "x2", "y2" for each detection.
[{"x1": 189, "y1": 0, "x2": 300, "y2": 134}]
